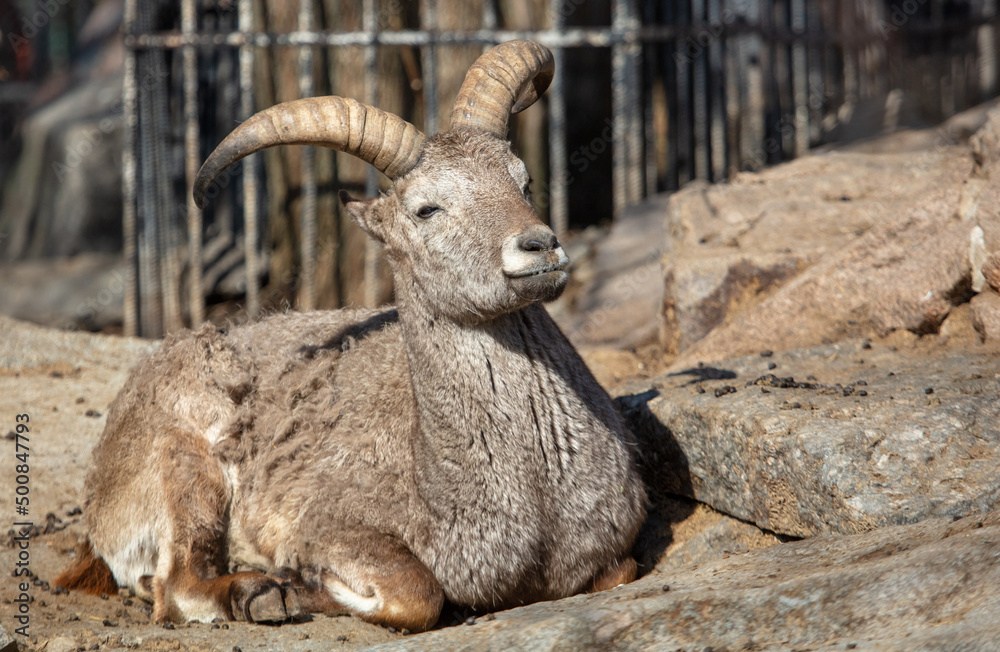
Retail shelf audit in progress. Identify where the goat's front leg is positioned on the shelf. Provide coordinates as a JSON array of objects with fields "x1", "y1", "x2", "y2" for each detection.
[
  {"x1": 150, "y1": 434, "x2": 300, "y2": 624},
  {"x1": 278, "y1": 530, "x2": 444, "y2": 632}
]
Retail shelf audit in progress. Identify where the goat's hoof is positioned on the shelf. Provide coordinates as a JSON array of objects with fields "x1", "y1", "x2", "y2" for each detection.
[{"x1": 232, "y1": 577, "x2": 301, "y2": 623}]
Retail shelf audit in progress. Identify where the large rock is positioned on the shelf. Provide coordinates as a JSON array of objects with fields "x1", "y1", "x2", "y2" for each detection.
[
  {"x1": 615, "y1": 339, "x2": 1000, "y2": 538},
  {"x1": 368, "y1": 511, "x2": 1000, "y2": 651},
  {"x1": 661, "y1": 142, "x2": 980, "y2": 365}
]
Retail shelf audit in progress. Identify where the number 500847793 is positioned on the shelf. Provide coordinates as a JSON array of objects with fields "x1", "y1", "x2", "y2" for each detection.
[{"x1": 14, "y1": 414, "x2": 30, "y2": 517}]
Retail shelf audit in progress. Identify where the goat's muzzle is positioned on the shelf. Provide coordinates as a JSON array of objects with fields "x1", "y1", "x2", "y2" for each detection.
[{"x1": 502, "y1": 225, "x2": 570, "y2": 303}]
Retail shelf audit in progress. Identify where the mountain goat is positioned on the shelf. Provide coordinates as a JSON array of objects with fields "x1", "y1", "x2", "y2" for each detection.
[{"x1": 57, "y1": 40, "x2": 647, "y2": 632}]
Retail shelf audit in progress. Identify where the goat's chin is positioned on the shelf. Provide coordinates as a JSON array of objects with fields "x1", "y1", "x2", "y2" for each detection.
[{"x1": 509, "y1": 270, "x2": 569, "y2": 304}]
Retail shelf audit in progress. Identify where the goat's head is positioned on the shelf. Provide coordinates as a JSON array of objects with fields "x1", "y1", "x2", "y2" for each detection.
[{"x1": 194, "y1": 40, "x2": 566, "y2": 323}]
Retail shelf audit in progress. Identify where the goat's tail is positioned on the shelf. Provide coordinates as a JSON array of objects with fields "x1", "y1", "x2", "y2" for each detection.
[{"x1": 54, "y1": 538, "x2": 118, "y2": 596}]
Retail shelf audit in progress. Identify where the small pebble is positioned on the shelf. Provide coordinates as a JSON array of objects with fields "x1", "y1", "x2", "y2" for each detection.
[
  {"x1": 861, "y1": 340, "x2": 872, "y2": 350},
  {"x1": 924, "y1": 387, "x2": 934, "y2": 395},
  {"x1": 76, "y1": 397, "x2": 85, "y2": 404},
  {"x1": 767, "y1": 362, "x2": 777, "y2": 370},
  {"x1": 858, "y1": 390, "x2": 868, "y2": 397},
  {"x1": 336, "y1": 635, "x2": 348, "y2": 642},
  {"x1": 163, "y1": 622, "x2": 175, "y2": 630},
  {"x1": 856, "y1": 380, "x2": 867, "y2": 386},
  {"x1": 695, "y1": 385, "x2": 705, "y2": 394},
  {"x1": 484, "y1": 613, "x2": 496, "y2": 621},
  {"x1": 760, "y1": 350, "x2": 773, "y2": 357},
  {"x1": 387, "y1": 626, "x2": 397, "y2": 633},
  {"x1": 464, "y1": 616, "x2": 476, "y2": 626},
  {"x1": 103, "y1": 619, "x2": 118, "y2": 627},
  {"x1": 662, "y1": 584, "x2": 671, "y2": 592},
  {"x1": 85, "y1": 409, "x2": 102, "y2": 418}
]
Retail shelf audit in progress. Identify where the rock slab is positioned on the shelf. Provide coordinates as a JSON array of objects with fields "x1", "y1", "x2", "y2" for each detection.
[
  {"x1": 366, "y1": 511, "x2": 1000, "y2": 651},
  {"x1": 617, "y1": 339, "x2": 1000, "y2": 538}
]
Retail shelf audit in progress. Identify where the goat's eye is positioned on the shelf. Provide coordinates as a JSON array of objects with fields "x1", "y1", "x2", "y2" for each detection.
[{"x1": 416, "y1": 205, "x2": 440, "y2": 219}]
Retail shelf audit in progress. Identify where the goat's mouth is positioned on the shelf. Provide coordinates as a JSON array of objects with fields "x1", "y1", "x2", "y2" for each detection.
[
  {"x1": 505, "y1": 259, "x2": 570, "y2": 279},
  {"x1": 505, "y1": 252, "x2": 570, "y2": 303}
]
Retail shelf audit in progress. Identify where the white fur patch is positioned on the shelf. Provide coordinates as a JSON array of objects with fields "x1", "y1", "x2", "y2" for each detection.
[
  {"x1": 175, "y1": 593, "x2": 227, "y2": 623},
  {"x1": 323, "y1": 575, "x2": 381, "y2": 615},
  {"x1": 103, "y1": 527, "x2": 157, "y2": 590}
]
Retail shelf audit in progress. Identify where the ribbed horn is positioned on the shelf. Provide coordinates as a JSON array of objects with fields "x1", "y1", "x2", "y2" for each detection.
[
  {"x1": 449, "y1": 40, "x2": 553, "y2": 138},
  {"x1": 195, "y1": 96, "x2": 425, "y2": 208}
]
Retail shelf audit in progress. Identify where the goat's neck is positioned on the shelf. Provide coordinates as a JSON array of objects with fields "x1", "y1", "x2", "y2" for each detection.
[{"x1": 395, "y1": 288, "x2": 605, "y2": 491}]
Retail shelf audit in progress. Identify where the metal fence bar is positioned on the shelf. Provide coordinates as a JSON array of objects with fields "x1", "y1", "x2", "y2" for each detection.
[
  {"x1": 298, "y1": 0, "x2": 317, "y2": 311},
  {"x1": 124, "y1": 21, "x2": 926, "y2": 50},
  {"x1": 611, "y1": 0, "x2": 628, "y2": 219},
  {"x1": 420, "y1": 0, "x2": 438, "y2": 135},
  {"x1": 791, "y1": 0, "x2": 809, "y2": 156},
  {"x1": 182, "y1": 0, "x2": 203, "y2": 327},
  {"x1": 547, "y1": 0, "x2": 567, "y2": 237},
  {"x1": 122, "y1": 0, "x2": 139, "y2": 337},
  {"x1": 239, "y1": 0, "x2": 260, "y2": 321},
  {"x1": 363, "y1": 0, "x2": 380, "y2": 308}
]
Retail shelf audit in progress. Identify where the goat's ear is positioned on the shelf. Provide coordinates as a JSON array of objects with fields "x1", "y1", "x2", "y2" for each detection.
[{"x1": 339, "y1": 190, "x2": 386, "y2": 243}]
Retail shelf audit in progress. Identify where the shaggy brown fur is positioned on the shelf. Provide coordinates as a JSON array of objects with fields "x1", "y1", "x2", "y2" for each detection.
[{"x1": 62, "y1": 43, "x2": 647, "y2": 632}]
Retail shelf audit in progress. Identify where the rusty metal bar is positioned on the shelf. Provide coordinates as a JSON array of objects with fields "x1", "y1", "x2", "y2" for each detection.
[
  {"x1": 547, "y1": 0, "x2": 567, "y2": 237},
  {"x1": 298, "y1": 0, "x2": 317, "y2": 311},
  {"x1": 122, "y1": 0, "x2": 139, "y2": 337},
  {"x1": 122, "y1": 22, "x2": 909, "y2": 51},
  {"x1": 239, "y1": 0, "x2": 260, "y2": 321},
  {"x1": 137, "y1": 43, "x2": 163, "y2": 338},
  {"x1": 363, "y1": 0, "x2": 380, "y2": 308},
  {"x1": 791, "y1": 0, "x2": 809, "y2": 156},
  {"x1": 624, "y1": 0, "x2": 642, "y2": 204},
  {"x1": 708, "y1": 0, "x2": 726, "y2": 181},
  {"x1": 612, "y1": 0, "x2": 643, "y2": 216},
  {"x1": 420, "y1": 0, "x2": 438, "y2": 135},
  {"x1": 182, "y1": 0, "x2": 203, "y2": 327}
]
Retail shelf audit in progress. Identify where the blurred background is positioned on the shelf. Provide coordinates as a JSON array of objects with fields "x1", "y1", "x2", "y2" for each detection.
[{"x1": 0, "y1": 0, "x2": 998, "y2": 338}]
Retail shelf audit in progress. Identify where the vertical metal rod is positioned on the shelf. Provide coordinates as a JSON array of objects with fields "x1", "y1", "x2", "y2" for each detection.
[
  {"x1": 791, "y1": 0, "x2": 808, "y2": 156},
  {"x1": 643, "y1": 0, "x2": 658, "y2": 193},
  {"x1": 298, "y1": 0, "x2": 317, "y2": 310},
  {"x1": 420, "y1": 0, "x2": 438, "y2": 135},
  {"x1": 547, "y1": 0, "x2": 567, "y2": 237},
  {"x1": 238, "y1": 0, "x2": 260, "y2": 320},
  {"x1": 363, "y1": 0, "x2": 380, "y2": 308},
  {"x1": 482, "y1": 0, "x2": 497, "y2": 33},
  {"x1": 691, "y1": 0, "x2": 708, "y2": 180},
  {"x1": 137, "y1": 46, "x2": 163, "y2": 339},
  {"x1": 980, "y1": 0, "x2": 998, "y2": 98},
  {"x1": 708, "y1": 0, "x2": 726, "y2": 181},
  {"x1": 611, "y1": 0, "x2": 628, "y2": 218},
  {"x1": 122, "y1": 0, "x2": 139, "y2": 337},
  {"x1": 624, "y1": 0, "x2": 643, "y2": 205},
  {"x1": 182, "y1": 0, "x2": 203, "y2": 327},
  {"x1": 674, "y1": 0, "x2": 691, "y2": 186}
]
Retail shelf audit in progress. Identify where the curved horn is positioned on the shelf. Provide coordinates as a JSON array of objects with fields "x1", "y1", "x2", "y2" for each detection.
[
  {"x1": 449, "y1": 40, "x2": 553, "y2": 137},
  {"x1": 195, "y1": 96, "x2": 424, "y2": 208}
]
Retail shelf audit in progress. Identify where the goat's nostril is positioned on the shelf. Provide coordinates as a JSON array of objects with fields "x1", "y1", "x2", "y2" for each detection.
[{"x1": 519, "y1": 231, "x2": 558, "y2": 252}]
